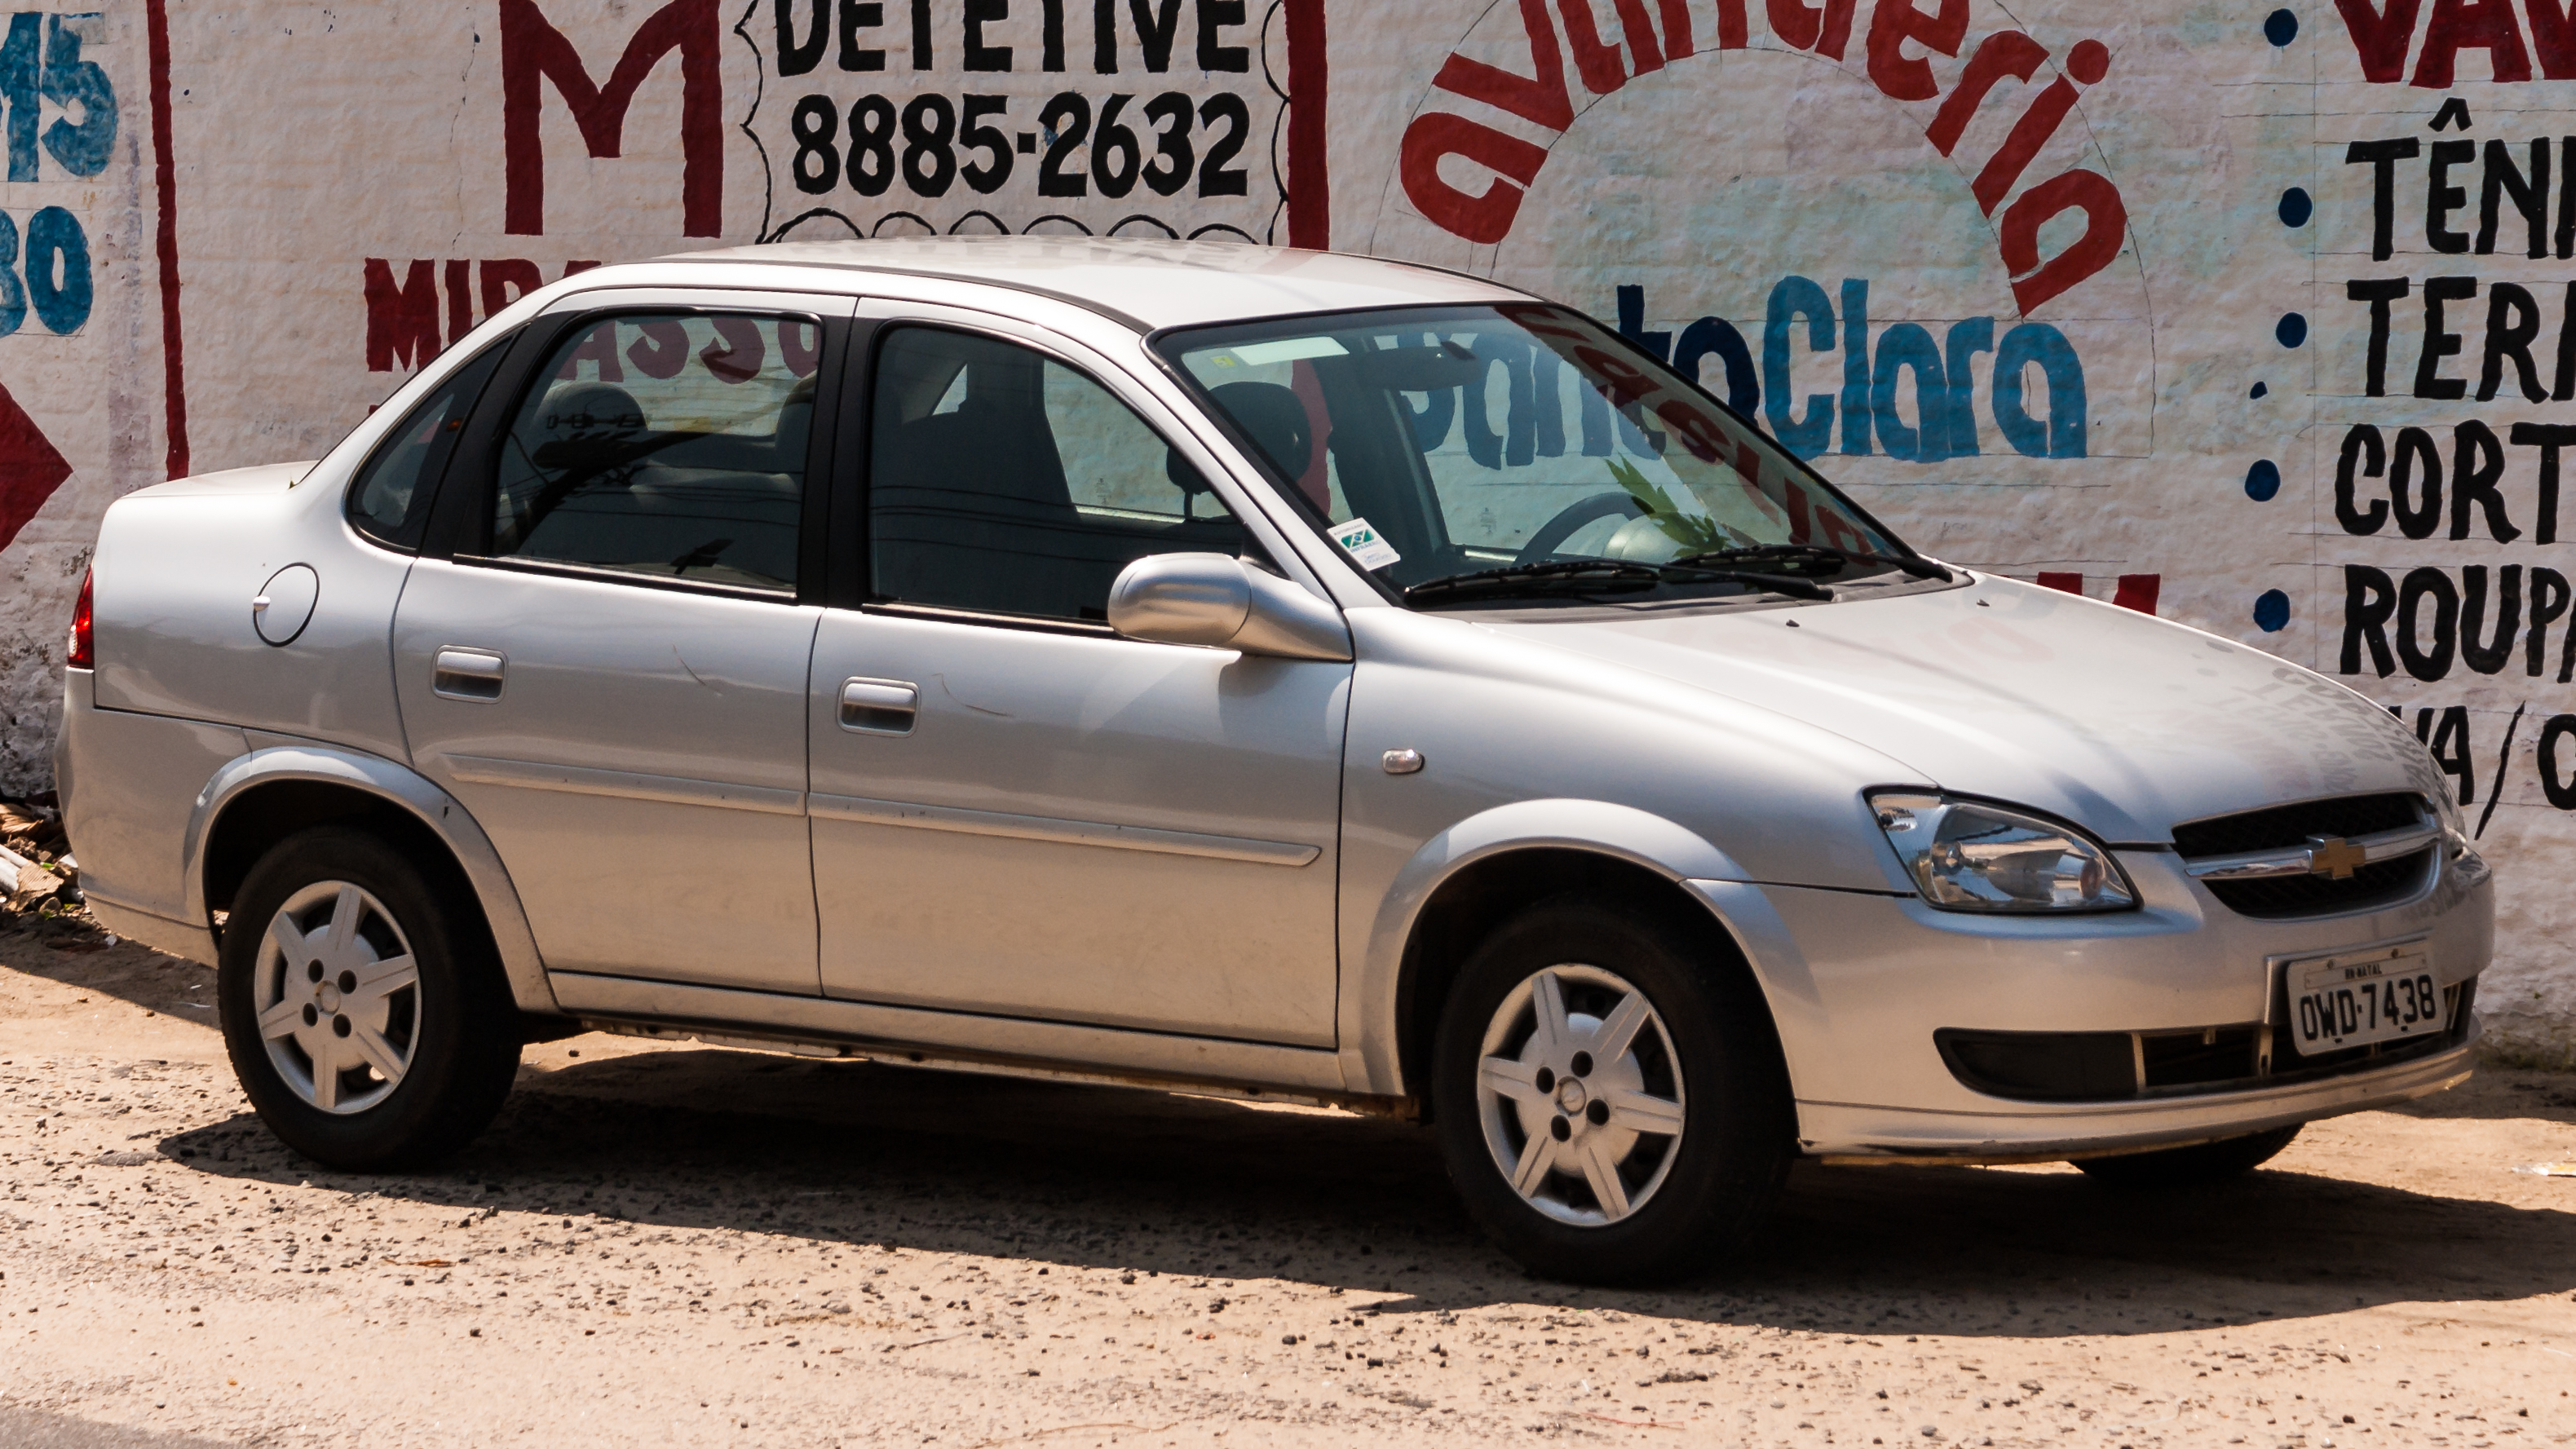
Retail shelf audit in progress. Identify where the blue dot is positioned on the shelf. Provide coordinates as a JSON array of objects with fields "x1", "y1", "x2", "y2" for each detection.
[
  {"x1": 2264, "y1": 8, "x2": 2298, "y2": 45},
  {"x1": 2250, "y1": 381, "x2": 2269, "y2": 399},
  {"x1": 2254, "y1": 590, "x2": 2291, "y2": 632},
  {"x1": 2246, "y1": 459, "x2": 2282, "y2": 500},
  {"x1": 2276, "y1": 312, "x2": 2308, "y2": 347},
  {"x1": 2278, "y1": 187, "x2": 2313, "y2": 227}
]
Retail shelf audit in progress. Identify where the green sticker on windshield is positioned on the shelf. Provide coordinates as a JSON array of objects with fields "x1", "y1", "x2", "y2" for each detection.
[{"x1": 1332, "y1": 518, "x2": 1402, "y2": 571}]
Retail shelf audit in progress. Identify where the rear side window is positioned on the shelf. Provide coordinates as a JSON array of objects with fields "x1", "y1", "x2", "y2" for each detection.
[
  {"x1": 347, "y1": 342, "x2": 507, "y2": 550},
  {"x1": 485, "y1": 312, "x2": 823, "y2": 594}
]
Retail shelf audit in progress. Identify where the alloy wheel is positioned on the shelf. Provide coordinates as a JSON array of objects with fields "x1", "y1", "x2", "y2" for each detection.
[
  {"x1": 251, "y1": 880, "x2": 421, "y2": 1114},
  {"x1": 1474, "y1": 964, "x2": 1687, "y2": 1226}
]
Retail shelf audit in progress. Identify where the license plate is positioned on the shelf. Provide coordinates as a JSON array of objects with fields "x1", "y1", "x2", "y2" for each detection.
[{"x1": 2286, "y1": 947, "x2": 2446, "y2": 1057}]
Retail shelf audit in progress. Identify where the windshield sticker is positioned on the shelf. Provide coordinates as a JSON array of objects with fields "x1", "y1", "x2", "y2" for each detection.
[
  {"x1": 1332, "y1": 519, "x2": 1402, "y2": 571},
  {"x1": 1231, "y1": 336, "x2": 1350, "y2": 366}
]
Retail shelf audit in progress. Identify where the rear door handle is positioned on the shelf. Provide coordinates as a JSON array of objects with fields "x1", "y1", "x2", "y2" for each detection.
[
  {"x1": 432, "y1": 647, "x2": 507, "y2": 702},
  {"x1": 838, "y1": 678, "x2": 918, "y2": 735}
]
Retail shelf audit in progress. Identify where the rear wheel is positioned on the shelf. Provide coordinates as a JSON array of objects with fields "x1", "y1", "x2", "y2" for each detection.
[
  {"x1": 1430, "y1": 895, "x2": 1792, "y2": 1285},
  {"x1": 2072, "y1": 1124, "x2": 2303, "y2": 1187},
  {"x1": 218, "y1": 828, "x2": 521, "y2": 1169}
]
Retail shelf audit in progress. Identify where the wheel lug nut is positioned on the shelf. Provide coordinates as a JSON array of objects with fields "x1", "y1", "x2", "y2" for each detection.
[
  {"x1": 1570, "y1": 1051, "x2": 1593, "y2": 1077},
  {"x1": 338, "y1": 970, "x2": 357, "y2": 994},
  {"x1": 1534, "y1": 1067, "x2": 1555, "y2": 1093},
  {"x1": 1587, "y1": 1101, "x2": 1610, "y2": 1126},
  {"x1": 333, "y1": 1015, "x2": 351, "y2": 1037},
  {"x1": 1549, "y1": 1115, "x2": 1571, "y2": 1141},
  {"x1": 302, "y1": 1004, "x2": 318, "y2": 1027},
  {"x1": 307, "y1": 962, "x2": 323, "y2": 983}
]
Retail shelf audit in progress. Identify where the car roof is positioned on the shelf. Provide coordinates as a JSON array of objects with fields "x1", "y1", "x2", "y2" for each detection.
[{"x1": 661, "y1": 236, "x2": 1531, "y2": 333}]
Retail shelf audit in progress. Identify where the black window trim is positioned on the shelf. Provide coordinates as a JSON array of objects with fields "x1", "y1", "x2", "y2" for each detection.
[{"x1": 422, "y1": 302, "x2": 851, "y2": 609}]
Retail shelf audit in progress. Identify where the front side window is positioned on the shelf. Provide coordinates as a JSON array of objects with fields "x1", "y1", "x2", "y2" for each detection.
[
  {"x1": 347, "y1": 343, "x2": 507, "y2": 550},
  {"x1": 1156, "y1": 305, "x2": 1911, "y2": 607},
  {"x1": 868, "y1": 327, "x2": 1253, "y2": 622},
  {"x1": 487, "y1": 312, "x2": 822, "y2": 593}
]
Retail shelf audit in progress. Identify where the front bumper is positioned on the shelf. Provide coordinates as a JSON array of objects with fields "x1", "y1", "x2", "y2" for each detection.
[
  {"x1": 1689, "y1": 843, "x2": 2494, "y2": 1159},
  {"x1": 1796, "y1": 1023, "x2": 2476, "y2": 1160}
]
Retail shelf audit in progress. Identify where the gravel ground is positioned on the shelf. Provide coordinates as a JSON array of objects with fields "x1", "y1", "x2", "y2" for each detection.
[{"x1": 3, "y1": 924, "x2": 2574, "y2": 1448}]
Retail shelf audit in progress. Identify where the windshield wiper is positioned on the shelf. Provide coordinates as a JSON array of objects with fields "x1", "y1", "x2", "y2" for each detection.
[
  {"x1": 1674, "y1": 542, "x2": 1953, "y2": 581},
  {"x1": 1661, "y1": 563, "x2": 1834, "y2": 599},
  {"x1": 1404, "y1": 559, "x2": 1664, "y2": 603},
  {"x1": 1404, "y1": 557, "x2": 1831, "y2": 605}
]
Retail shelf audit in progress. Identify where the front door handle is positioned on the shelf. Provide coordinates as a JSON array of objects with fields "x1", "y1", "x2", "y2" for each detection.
[
  {"x1": 432, "y1": 647, "x2": 507, "y2": 702},
  {"x1": 839, "y1": 678, "x2": 918, "y2": 735}
]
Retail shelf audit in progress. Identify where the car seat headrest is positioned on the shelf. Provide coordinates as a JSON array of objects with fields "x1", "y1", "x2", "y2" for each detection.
[
  {"x1": 1208, "y1": 381, "x2": 1313, "y2": 481},
  {"x1": 539, "y1": 383, "x2": 646, "y2": 440}
]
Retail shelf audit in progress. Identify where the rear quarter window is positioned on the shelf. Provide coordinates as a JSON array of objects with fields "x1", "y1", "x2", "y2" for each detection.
[{"x1": 347, "y1": 342, "x2": 510, "y2": 551}]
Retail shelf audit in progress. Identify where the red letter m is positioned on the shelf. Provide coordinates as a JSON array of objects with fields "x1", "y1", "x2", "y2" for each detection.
[
  {"x1": 501, "y1": 0, "x2": 722, "y2": 237},
  {"x1": 365, "y1": 258, "x2": 443, "y2": 372}
]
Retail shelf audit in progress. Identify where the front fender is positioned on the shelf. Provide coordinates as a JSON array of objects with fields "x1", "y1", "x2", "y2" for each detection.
[
  {"x1": 188, "y1": 735, "x2": 559, "y2": 1014},
  {"x1": 1339, "y1": 797, "x2": 1751, "y2": 1096}
]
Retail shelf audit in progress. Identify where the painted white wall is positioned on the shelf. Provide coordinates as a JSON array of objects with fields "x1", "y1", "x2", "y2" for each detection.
[{"x1": 1, "y1": 0, "x2": 2567, "y2": 1047}]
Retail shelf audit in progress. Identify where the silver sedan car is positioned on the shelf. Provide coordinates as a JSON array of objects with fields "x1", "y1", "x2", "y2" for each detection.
[{"x1": 57, "y1": 239, "x2": 2490, "y2": 1283}]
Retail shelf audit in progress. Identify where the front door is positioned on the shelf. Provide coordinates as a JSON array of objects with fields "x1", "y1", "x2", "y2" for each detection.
[
  {"x1": 807, "y1": 323, "x2": 1350, "y2": 1046},
  {"x1": 394, "y1": 300, "x2": 846, "y2": 993}
]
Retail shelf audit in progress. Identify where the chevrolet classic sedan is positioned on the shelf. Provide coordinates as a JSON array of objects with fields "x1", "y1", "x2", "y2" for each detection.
[{"x1": 57, "y1": 238, "x2": 2490, "y2": 1283}]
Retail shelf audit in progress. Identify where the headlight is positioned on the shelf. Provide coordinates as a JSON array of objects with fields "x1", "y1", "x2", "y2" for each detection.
[
  {"x1": 2428, "y1": 788, "x2": 2470, "y2": 858},
  {"x1": 1868, "y1": 792, "x2": 2137, "y2": 913}
]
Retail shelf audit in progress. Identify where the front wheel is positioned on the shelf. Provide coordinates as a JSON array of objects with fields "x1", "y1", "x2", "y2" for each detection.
[
  {"x1": 218, "y1": 827, "x2": 522, "y2": 1170},
  {"x1": 2072, "y1": 1124, "x2": 2304, "y2": 1187},
  {"x1": 1430, "y1": 895, "x2": 1792, "y2": 1285}
]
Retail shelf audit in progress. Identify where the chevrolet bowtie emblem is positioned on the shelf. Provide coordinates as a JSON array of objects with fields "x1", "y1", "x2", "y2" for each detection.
[{"x1": 2305, "y1": 835, "x2": 2369, "y2": 880}]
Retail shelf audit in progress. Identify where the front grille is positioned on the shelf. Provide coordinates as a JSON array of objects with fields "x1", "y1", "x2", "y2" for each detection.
[
  {"x1": 2203, "y1": 853, "x2": 2432, "y2": 919},
  {"x1": 1936, "y1": 980, "x2": 2472, "y2": 1104},
  {"x1": 1938, "y1": 1024, "x2": 2265, "y2": 1102},
  {"x1": 2170, "y1": 792, "x2": 2424, "y2": 857},
  {"x1": 2172, "y1": 792, "x2": 2435, "y2": 920},
  {"x1": 2140, "y1": 1024, "x2": 2265, "y2": 1089}
]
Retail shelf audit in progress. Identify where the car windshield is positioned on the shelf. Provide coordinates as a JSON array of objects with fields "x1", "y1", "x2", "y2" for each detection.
[{"x1": 1155, "y1": 304, "x2": 1911, "y2": 606}]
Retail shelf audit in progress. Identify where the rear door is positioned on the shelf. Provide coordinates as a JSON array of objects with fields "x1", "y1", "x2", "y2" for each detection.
[{"x1": 392, "y1": 291, "x2": 853, "y2": 993}]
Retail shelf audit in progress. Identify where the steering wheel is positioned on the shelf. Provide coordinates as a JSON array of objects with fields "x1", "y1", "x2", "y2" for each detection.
[{"x1": 1514, "y1": 492, "x2": 1648, "y2": 565}]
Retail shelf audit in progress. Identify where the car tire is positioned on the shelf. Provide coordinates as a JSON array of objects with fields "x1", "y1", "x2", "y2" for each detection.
[
  {"x1": 1430, "y1": 893, "x2": 1792, "y2": 1285},
  {"x1": 218, "y1": 827, "x2": 522, "y2": 1170},
  {"x1": 2071, "y1": 1124, "x2": 2304, "y2": 1187}
]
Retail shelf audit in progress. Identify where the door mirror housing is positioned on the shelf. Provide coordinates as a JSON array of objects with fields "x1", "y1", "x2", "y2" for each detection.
[{"x1": 1107, "y1": 553, "x2": 1352, "y2": 662}]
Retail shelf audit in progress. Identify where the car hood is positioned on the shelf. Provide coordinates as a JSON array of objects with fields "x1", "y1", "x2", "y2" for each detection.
[{"x1": 1480, "y1": 573, "x2": 2447, "y2": 844}]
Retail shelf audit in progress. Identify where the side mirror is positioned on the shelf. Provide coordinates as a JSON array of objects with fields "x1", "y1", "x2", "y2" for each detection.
[{"x1": 1107, "y1": 553, "x2": 1353, "y2": 662}]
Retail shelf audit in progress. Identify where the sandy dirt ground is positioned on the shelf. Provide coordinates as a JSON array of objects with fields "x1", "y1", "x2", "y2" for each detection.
[{"x1": 3, "y1": 926, "x2": 2574, "y2": 1449}]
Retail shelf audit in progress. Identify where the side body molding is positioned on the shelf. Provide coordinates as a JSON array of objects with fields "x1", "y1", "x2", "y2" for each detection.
[
  {"x1": 1342, "y1": 797, "x2": 1756, "y2": 1098},
  {"x1": 188, "y1": 736, "x2": 560, "y2": 1015}
]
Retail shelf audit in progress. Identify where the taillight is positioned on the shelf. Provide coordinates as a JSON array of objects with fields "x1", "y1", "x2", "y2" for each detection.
[{"x1": 66, "y1": 569, "x2": 93, "y2": 670}]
